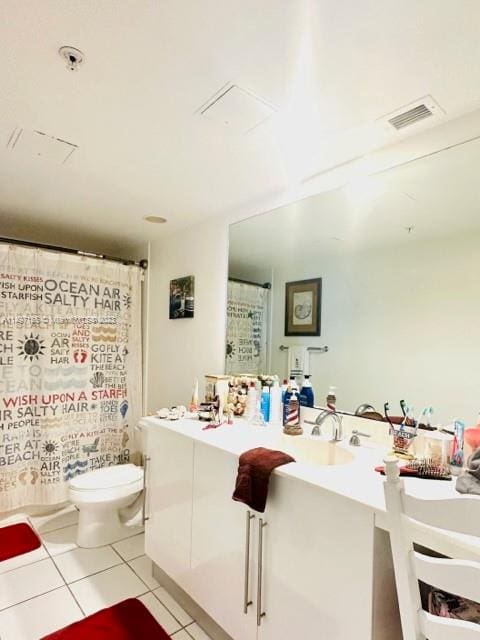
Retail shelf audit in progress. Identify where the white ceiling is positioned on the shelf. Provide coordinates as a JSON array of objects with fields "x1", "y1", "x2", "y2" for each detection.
[
  {"x1": 1, "y1": 0, "x2": 480, "y2": 255},
  {"x1": 229, "y1": 136, "x2": 480, "y2": 272}
]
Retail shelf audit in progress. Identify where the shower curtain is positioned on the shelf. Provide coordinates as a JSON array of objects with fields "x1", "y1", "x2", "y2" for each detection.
[
  {"x1": 0, "y1": 243, "x2": 143, "y2": 511},
  {"x1": 225, "y1": 280, "x2": 269, "y2": 375}
]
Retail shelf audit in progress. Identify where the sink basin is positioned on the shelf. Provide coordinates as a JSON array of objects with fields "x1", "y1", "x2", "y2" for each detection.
[{"x1": 275, "y1": 435, "x2": 355, "y2": 467}]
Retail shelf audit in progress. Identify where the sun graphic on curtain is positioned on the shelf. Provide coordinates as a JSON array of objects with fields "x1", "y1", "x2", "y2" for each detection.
[
  {"x1": 17, "y1": 333, "x2": 46, "y2": 361},
  {"x1": 43, "y1": 441, "x2": 59, "y2": 455}
]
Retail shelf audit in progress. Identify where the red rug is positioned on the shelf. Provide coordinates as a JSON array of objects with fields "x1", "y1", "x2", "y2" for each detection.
[
  {"x1": 0, "y1": 522, "x2": 41, "y2": 562},
  {"x1": 41, "y1": 598, "x2": 171, "y2": 640}
]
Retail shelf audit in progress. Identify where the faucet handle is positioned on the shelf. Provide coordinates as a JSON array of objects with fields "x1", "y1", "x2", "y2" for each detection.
[{"x1": 349, "y1": 430, "x2": 371, "y2": 446}]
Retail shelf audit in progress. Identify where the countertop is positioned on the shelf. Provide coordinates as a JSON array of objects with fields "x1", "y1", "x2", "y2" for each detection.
[{"x1": 139, "y1": 414, "x2": 480, "y2": 559}]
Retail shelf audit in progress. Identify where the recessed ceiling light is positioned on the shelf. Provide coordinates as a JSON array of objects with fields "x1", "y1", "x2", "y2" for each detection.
[{"x1": 143, "y1": 216, "x2": 167, "y2": 224}]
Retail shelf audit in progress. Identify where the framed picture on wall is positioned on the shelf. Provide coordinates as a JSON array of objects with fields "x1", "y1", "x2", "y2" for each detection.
[
  {"x1": 285, "y1": 278, "x2": 322, "y2": 336},
  {"x1": 169, "y1": 275, "x2": 195, "y2": 319}
]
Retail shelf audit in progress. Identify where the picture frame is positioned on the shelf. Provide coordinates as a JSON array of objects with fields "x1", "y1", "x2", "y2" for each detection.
[
  {"x1": 169, "y1": 275, "x2": 195, "y2": 319},
  {"x1": 284, "y1": 278, "x2": 322, "y2": 336}
]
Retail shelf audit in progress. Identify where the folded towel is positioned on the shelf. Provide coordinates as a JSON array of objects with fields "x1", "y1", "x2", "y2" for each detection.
[
  {"x1": 456, "y1": 447, "x2": 480, "y2": 494},
  {"x1": 232, "y1": 447, "x2": 295, "y2": 513}
]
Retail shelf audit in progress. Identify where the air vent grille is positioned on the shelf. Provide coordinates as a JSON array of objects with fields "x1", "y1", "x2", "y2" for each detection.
[{"x1": 388, "y1": 104, "x2": 433, "y2": 130}]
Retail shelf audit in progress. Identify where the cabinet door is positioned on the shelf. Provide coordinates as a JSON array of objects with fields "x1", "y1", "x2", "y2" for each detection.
[
  {"x1": 258, "y1": 474, "x2": 375, "y2": 640},
  {"x1": 144, "y1": 427, "x2": 194, "y2": 587},
  {"x1": 189, "y1": 442, "x2": 257, "y2": 640}
]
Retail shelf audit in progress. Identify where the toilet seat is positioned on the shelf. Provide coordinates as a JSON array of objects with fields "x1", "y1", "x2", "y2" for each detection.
[
  {"x1": 69, "y1": 464, "x2": 144, "y2": 504},
  {"x1": 70, "y1": 464, "x2": 143, "y2": 491}
]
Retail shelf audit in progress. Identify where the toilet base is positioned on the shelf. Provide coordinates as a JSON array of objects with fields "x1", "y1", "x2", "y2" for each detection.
[{"x1": 76, "y1": 504, "x2": 143, "y2": 548}]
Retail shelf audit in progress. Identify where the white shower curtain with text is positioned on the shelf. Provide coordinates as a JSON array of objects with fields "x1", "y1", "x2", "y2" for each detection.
[
  {"x1": 225, "y1": 280, "x2": 269, "y2": 375},
  {"x1": 0, "y1": 244, "x2": 142, "y2": 511}
]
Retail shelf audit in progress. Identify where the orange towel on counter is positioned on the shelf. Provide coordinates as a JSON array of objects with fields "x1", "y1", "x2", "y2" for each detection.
[{"x1": 232, "y1": 447, "x2": 295, "y2": 513}]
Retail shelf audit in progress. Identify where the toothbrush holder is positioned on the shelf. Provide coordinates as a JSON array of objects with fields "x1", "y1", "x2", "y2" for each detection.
[{"x1": 389, "y1": 425, "x2": 417, "y2": 459}]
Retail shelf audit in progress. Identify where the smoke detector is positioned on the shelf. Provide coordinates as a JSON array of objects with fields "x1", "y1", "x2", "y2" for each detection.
[{"x1": 59, "y1": 46, "x2": 85, "y2": 71}]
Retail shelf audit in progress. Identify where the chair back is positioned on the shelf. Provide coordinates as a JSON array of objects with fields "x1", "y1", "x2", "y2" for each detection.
[{"x1": 383, "y1": 457, "x2": 480, "y2": 640}]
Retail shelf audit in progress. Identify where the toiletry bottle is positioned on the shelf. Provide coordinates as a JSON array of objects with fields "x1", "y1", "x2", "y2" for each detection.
[
  {"x1": 281, "y1": 379, "x2": 288, "y2": 403},
  {"x1": 269, "y1": 377, "x2": 282, "y2": 425},
  {"x1": 261, "y1": 386, "x2": 271, "y2": 423},
  {"x1": 245, "y1": 382, "x2": 257, "y2": 421},
  {"x1": 326, "y1": 386, "x2": 337, "y2": 411},
  {"x1": 282, "y1": 376, "x2": 297, "y2": 425},
  {"x1": 450, "y1": 418, "x2": 465, "y2": 475},
  {"x1": 189, "y1": 378, "x2": 199, "y2": 412},
  {"x1": 285, "y1": 391, "x2": 300, "y2": 426},
  {"x1": 300, "y1": 375, "x2": 315, "y2": 408}
]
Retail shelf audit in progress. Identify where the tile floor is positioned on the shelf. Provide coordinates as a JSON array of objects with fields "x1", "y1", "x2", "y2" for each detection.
[{"x1": 0, "y1": 506, "x2": 212, "y2": 640}]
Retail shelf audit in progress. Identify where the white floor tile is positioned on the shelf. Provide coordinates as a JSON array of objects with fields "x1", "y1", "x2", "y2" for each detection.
[
  {"x1": 68, "y1": 563, "x2": 147, "y2": 615},
  {"x1": 138, "y1": 592, "x2": 182, "y2": 635},
  {"x1": 185, "y1": 622, "x2": 213, "y2": 640},
  {"x1": 0, "y1": 587, "x2": 83, "y2": 640},
  {"x1": 0, "y1": 545, "x2": 48, "y2": 576},
  {"x1": 0, "y1": 558, "x2": 64, "y2": 610},
  {"x1": 112, "y1": 532, "x2": 145, "y2": 560},
  {"x1": 41, "y1": 524, "x2": 78, "y2": 556},
  {"x1": 128, "y1": 554, "x2": 159, "y2": 589},
  {"x1": 171, "y1": 630, "x2": 191, "y2": 640},
  {"x1": 53, "y1": 545, "x2": 122, "y2": 583},
  {"x1": 0, "y1": 586, "x2": 83, "y2": 640},
  {"x1": 153, "y1": 587, "x2": 193, "y2": 626},
  {"x1": 30, "y1": 506, "x2": 79, "y2": 535},
  {"x1": 110, "y1": 524, "x2": 144, "y2": 542}
]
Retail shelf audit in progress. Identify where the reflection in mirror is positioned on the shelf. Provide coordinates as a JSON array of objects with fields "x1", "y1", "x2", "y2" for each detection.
[{"x1": 227, "y1": 137, "x2": 480, "y2": 425}]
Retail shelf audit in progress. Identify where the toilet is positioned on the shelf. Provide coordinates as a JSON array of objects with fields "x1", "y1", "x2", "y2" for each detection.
[{"x1": 69, "y1": 463, "x2": 144, "y2": 548}]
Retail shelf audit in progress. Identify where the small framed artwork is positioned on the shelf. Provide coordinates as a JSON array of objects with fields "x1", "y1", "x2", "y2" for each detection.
[
  {"x1": 169, "y1": 275, "x2": 195, "y2": 319},
  {"x1": 285, "y1": 278, "x2": 322, "y2": 336}
]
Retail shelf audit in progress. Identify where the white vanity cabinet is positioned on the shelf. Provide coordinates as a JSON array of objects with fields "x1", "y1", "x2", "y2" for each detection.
[
  {"x1": 189, "y1": 442, "x2": 257, "y2": 640},
  {"x1": 144, "y1": 426, "x2": 194, "y2": 586},
  {"x1": 258, "y1": 474, "x2": 374, "y2": 640},
  {"x1": 143, "y1": 421, "x2": 384, "y2": 639}
]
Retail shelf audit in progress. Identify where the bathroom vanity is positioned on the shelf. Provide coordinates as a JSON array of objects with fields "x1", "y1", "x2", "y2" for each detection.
[{"x1": 140, "y1": 415, "x2": 473, "y2": 640}]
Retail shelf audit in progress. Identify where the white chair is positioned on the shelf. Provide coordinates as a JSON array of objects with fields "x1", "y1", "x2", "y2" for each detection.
[{"x1": 384, "y1": 456, "x2": 480, "y2": 640}]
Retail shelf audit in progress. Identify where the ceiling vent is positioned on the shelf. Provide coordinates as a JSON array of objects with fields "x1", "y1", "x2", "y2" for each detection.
[
  {"x1": 197, "y1": 83, "x2": 276, "y2": 133},
  {"x1": 389, "y1": 104, "x2": 433, "y2": 130},
  {"x1": 379, "y1": 96, "x2": 445, "y2": 132},
  {"x1": 6, "y1": 128, "x2": 77, "y2": 164}
]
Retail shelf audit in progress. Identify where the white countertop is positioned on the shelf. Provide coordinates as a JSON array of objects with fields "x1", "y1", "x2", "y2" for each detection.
[{"x1": 139, "y1": 414, "x2": 480, "y2": 559}]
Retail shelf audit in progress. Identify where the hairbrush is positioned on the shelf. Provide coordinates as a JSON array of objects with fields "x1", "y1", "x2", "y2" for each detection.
[{"x1": 405, "y1": 457, "x2": 451, "y2": 480}]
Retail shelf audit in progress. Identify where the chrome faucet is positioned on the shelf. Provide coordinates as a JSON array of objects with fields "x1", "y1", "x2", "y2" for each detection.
[{"x1": 305, "y1": 409, "x2": 343, "y2": 440}]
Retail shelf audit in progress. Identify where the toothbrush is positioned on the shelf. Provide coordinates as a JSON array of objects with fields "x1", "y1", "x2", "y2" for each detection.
[
  {"x1": 414, "y1": 407, "x2": 427, "y2": 435},
  {"x1": 451, "y1": 419, "x2": 465, "y2": 468}
]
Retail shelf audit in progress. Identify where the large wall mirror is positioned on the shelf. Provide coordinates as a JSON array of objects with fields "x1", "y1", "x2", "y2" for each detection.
[{"x1": 227, "y1": 137, "x2": 480, "y2": 424}]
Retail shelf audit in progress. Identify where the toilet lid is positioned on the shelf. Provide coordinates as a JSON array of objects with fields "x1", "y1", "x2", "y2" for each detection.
[{"x1": 69, "y1": 463, "x2": 143, "y2": 491}]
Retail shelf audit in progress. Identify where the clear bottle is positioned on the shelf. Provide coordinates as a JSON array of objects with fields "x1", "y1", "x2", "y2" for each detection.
[
  {"x1": 245, "y1": 382, "x2": 257, "y2": 421},
  {"x1": 326, "y1": 386, "x2": 337, "y2": 411},
  {"x1": 269, "y1": 377, "x2": 282, "y2": 425},
  {"x1": 249, "y1": 380, "x2": 265, "y2": 426}
]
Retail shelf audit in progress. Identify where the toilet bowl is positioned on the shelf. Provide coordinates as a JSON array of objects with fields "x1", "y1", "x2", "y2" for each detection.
[{"x1": 69, "y1": 463, "x2": 144, "y2": 548}]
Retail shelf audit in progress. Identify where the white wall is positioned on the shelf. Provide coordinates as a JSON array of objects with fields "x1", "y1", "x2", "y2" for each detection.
[
  {"x1": 269, "y1": 234, "x2": 480, "y2": 425},
  {"x1": 145, "y1": 216, "x2": 229, "y2": 411}
]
